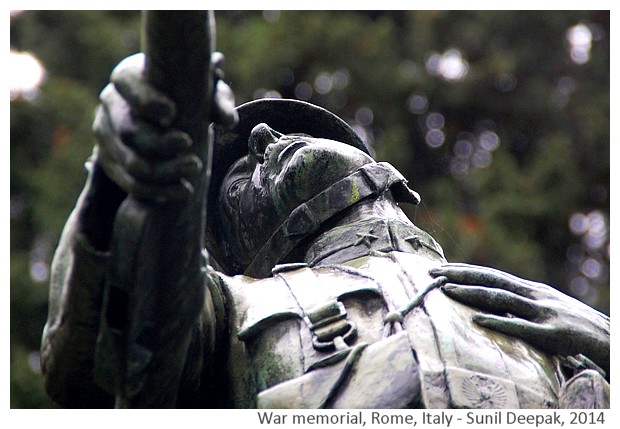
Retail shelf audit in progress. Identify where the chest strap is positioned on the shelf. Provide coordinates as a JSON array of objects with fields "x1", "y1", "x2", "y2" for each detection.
[{"x1": 273, "y1": 264, "x2": 358, "y2": 357}]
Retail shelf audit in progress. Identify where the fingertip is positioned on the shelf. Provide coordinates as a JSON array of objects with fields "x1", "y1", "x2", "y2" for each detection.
[
  {"x1": 99, "y1": 84, "x2": 116, "y2": 103},
  {"x1": 211, "y1": 51, "x2": 226, "y2": 77},
  {"x1": 472, "y1": 313, "x2": 499, "y2": 329},
  {"x1": 472, "y1": 313, "x2": 487, "y2": 323},
  {"x1": 182, "y1": 155, "x2": 203, "y2": 178},
  {"x1": 111, "y1": 53, "x2": 145, "y2": 83},
  {"x1": 155, "y1": 131, "x2": 193, "y2": 159},
  {"x1": 180, "y1": 178, "x2": 195, "y2": 196},
  {"x1": 142, "y1": 94, "x2": 176, "y2": 127},
  {"x1": 213, "y1": 81, "x2": 238, "y2": 128},
  {"x1": 441, "y1": 283, "x2": 457, "y2": 293},
  {"x1": 429, "y1": 267, "x2": 444, "y2": 276},
  {"x1": 161, "y1": 130, "x2": 192, "y2": 150}
]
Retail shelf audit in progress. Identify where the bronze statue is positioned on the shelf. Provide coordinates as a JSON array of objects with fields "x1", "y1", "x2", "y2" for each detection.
[{"x1": 40, "y1": 13, "x2": 609, "y2": 409}]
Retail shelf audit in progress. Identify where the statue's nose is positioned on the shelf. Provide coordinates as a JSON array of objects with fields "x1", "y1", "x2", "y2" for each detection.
[{"x1": 249, "y1": 123, "x2": 282, "y2": 163}]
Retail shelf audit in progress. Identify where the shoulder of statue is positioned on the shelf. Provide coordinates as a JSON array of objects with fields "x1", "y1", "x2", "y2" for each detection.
[{"x1": 218, "y1": 263, "x2": 384, "y2": 342}]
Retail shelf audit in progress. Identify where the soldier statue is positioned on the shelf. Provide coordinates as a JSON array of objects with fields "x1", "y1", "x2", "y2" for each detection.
[{"x1": 40, "y1": 16, "x2": 609, "y2": 409}]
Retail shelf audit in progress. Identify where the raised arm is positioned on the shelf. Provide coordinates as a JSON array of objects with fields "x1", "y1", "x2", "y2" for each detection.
[
  {"x1": 41, "y1": 12, "x2": 237, "y2": 408},
  {"x1": 40, "y1": 157, "x2": 124, "y2": 407}
]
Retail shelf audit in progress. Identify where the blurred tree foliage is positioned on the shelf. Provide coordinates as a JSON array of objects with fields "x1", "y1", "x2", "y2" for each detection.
[{"x1": 10, "y1": 10, "x2": 609, "y2": 408}]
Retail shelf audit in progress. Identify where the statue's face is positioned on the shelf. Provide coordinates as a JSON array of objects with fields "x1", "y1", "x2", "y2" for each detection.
[{"x1": 218, "y1": 123, "x2": 374, "y2": 269}]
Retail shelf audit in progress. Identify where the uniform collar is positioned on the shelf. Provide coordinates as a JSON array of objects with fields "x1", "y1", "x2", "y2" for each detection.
[{"x1": 304, "y1": 217, "x2": 445, "y2": 267}]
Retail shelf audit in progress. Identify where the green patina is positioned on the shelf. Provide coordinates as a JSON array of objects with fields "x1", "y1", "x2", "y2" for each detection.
[{"x1": 349, "y1": 181, "x2": 360, "y2": 205}]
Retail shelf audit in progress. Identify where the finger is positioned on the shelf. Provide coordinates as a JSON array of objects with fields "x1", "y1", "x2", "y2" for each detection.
[
  {"x1": 211, "y1": 51, "x2": 226, "y2": 78},
  {"x1": 93, "y1": 105, "x2": 195, "y2": 203},
  {"x1": 128, "y1": 125, "x2": 193, "y2": 160},
  {"x1": 111, "y1": 53, "x2": 176, "y2": 127},
  {"x1": 431, "y1": 263, "x2": 531, "y2": 285},
  {"x1": 100, "y1": 84, "x2": 192, "y2": 160},
  {"x1": 93, "y1": 109, "x2": 143, "y2": 195},
  {"x1": 99, "y1": 84, "x2": 139, "y2": 138},
  {"x1": 93, "y1": 103, "x2": 130, "y2": 169},
  {"x1": 472, "y1": 313, "x2": 552, "y2": 339},
  {"x1": 442, "y1": 284, "x2": 542, "y2": 319},
  {"x1": 125, "y1": 152, "x2": 203, "y2": 184},
  {"x1": 430, "y1": 263, "x2": 533, "y2": 297},
  {"x1": 212, "y1": 80, "x2": 239, "y2": 128},
  {"x1": 97, "y1": 152, "x2": 195, "y2": 204},
  {"x1": 128, "y1": 179, "x2": 194, "y2": 204},
  {"x1": 474, "y1": 314, "x2": 582, "y2": 357}
]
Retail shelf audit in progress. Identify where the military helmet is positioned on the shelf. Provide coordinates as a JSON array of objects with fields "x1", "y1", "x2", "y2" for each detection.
[{"x1": 206, "y1": 98, "x2": 371, "y2": 275}]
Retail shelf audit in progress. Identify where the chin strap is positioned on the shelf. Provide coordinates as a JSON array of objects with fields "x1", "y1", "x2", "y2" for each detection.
[{"x1": 244, "y1": 162, "x2": 420, "y2": 278}]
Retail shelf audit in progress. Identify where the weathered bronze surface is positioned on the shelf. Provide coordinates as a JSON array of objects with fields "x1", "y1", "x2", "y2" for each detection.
[{"x1": 40, "y1": 11, "x2": 609, "y2": 409}]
